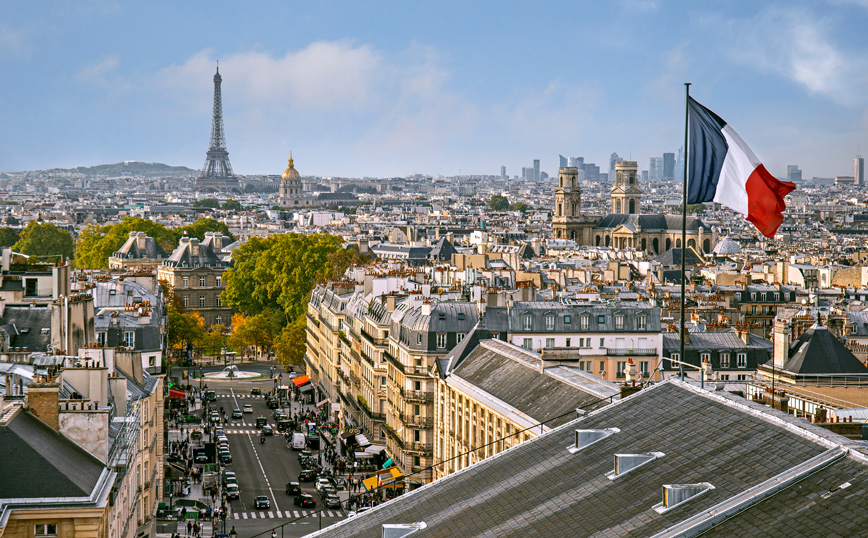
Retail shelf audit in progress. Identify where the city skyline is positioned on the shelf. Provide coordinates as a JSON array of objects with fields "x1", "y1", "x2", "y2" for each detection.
[{"x1": 2, "y1": 1, "x2": 868, "y2": 179}]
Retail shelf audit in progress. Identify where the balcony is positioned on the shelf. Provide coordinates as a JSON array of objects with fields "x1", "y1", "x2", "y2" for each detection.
[
  {"x1": 349, "y1": 371, "x2": 361, "y2": 386},
  {"x1": 359, "y1": 401, "x2": 386, "y2": 422},
  {"x1": 405, "y1": 442, "x2": 433, "y2": 454},
  {"x1": 145, "y1": 365, "x2": 162, "y2": 375},
  {"x1": 360, "y1": 328, "x2": 387, "y2": 346},
  {"x1": 605, "y1": 348, "x2": 658, "y2": 356},
  {"x1": 398, "y1": 412, "x2": 434, "y2": 429},
  {"x1": 399, "y1": 388, "x2": 434, "y2": 402}
]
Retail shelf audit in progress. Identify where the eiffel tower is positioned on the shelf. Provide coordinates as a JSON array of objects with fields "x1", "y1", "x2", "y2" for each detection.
[{"x1": 194, "y1": 65, "x2": 240, "y2": 193}]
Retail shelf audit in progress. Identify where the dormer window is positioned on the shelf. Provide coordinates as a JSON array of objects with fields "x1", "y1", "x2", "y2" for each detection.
[
  {"x1": 545, "y1": 315, "x2": 555, "y2": 331},
  {"x1": 637, "y1": 314, "x2": 646, "y2": 330},
  {"x1": 457, "y1": 313, "x2": 465, "y2": 321},
  {"x1": 580, "y1": 315, "x2": 589, "y2": 330},
  {"x1": 614, "y1": 314, "x2": 624, "y2": 330},
  {"x1": 522, "y1": 315, "x2": 533, "y2": 330},
  {"x1": 564, "y1": 314, "x2": 571, "y2": 324}
]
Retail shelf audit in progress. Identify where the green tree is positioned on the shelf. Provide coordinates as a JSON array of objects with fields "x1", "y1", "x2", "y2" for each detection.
[
  {"x1": 198, "y1": 324, "x2": 226, "y2": 357},
  {"x1": 489, "y1": 194, "x2": 509, "y2": 211},
  {"x1": 192, "y1": 198, "x2": 220, "y2": 209},
  {"x1": 222, "y1": 233, "x2": 346, "y2": 320},
  {"x1": 274, "y1": 316, "x2": 307, "y2": 370},
  {"x1": 74, "y1": 217, "x2": 176, "y2": 269},
  {"x1": 510, "y1": 202, "x2": 528, "y2": 213},
  {"x1": 13, "y1": 221, "x2": 73, "y2": 261},
  {"x1": 175, "y1": 217, "x2": 235, "y2": 242},
  {"x1": 0, "y1": 227, "x2": 20, "y2": 247},
  {"x1": 221, "y1": 199, "x2": 242, "y2": 211},
  {"x1": 167, "y1": 303, "x2": 206, "y2": 353}
]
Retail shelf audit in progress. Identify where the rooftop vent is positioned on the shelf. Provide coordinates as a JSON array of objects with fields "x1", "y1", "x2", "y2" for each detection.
[
  {"x1": 382, "y1": 523, "x2": 427, "y2": 538},
  {"x1": 653, "y1": 483, "x2": 715, "y2": 513},
  {"x1": 606, "y1": 452, "x2": 664, "y2": 480},
  {"x1": 568, "y1": 428, "x2": 620, "y2": 454}
]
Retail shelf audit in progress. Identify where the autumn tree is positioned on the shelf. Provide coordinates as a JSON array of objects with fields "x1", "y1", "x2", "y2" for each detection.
[
  {"x1": 274, "y1": 316, "x2": 307, "y2": 370},
  {"x1": 13, "y1": 221, "x2": 74, "y2": 261},
  {"x1": 74, "y1": 217, "x2": 176, "y2": 269}
]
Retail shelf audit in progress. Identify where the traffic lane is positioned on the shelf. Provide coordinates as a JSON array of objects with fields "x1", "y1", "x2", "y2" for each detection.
[
  {"x1": 222, "y1": 514, "x2": 347, "y2": 538},
  {"x1": 225, "y1": 432, "x2": 273, "y2": 512}
]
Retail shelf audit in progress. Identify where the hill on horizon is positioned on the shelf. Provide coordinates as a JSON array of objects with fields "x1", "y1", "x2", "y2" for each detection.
[{"x1": 41, "y1": 161, "x2": 197, "y2": 177}]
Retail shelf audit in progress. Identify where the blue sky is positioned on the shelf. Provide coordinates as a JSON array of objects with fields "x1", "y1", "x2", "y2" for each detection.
[{"x1": 1, "y1": 0, "x2": 867, "y2": 179}]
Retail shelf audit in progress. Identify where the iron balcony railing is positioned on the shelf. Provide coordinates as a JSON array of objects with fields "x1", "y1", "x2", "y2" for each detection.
[{"x1": 605, "y1": 348, "x2": 658, "y2": 356}]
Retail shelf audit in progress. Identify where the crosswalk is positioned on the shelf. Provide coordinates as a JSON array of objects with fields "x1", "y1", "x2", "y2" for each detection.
[
  {"x1": 215, "y1": 393, "x2": 264, "y2": 398},
  {"x1": 231, "y1": 510, "x2": 343, "y2": 519},
  {"x1": 223, "y1": 428, "x2": 278, "y2": 434}
]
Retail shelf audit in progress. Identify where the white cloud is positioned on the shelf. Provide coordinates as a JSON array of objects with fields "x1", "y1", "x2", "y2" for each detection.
[{"x1": 723, "y1": 8, "x2": 867, "y2": 105}]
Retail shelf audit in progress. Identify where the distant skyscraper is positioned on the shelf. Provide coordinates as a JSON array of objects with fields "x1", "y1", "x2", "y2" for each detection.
[
  {"x1": 663, "y1": 152, "x2": 675, "y2": 181},
  {"x1": 642, "y1": 170, "x2": 649, "y2": 182},
  {"x1": 609, "y1": 152, "x2": 621, "y2": 180},
  {"x1": 675, "y1": 146, "x2": 684, "y2": 183},
  {"x1": 559, "y1": 155, "x2": 568, "y2": 167},
  {"x1": 786, "y1": 165, "x2": 802, "y2": 182},
  {"x1": 522, "y1": 167, "x2": 528, "y2": 180},
  {"x1": 194, "y1": 65, "x2": 239, "y2": 193},
  {"x1": 855, "y1": 156, "x2": 865, "y2": 186},
  {"x1": 533, "y1": 159, "x2": 540, "y2": 181},
  {"x1": 501, "y1": 165, "x2": 507, "y2": 180},
  {"x1": 649, "y1": 157, "x2": 662, "y2": 180},
  {"x1": 570, "y1": 156, "x2": 584, "y2": 169}
]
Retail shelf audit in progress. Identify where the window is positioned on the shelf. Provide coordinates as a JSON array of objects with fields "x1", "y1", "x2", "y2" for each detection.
[
  {"x1": 750, "y1": 292, "x2": 756, "y2": 301},
  {"x1": 413, "y1": 430, "x2": 420, "y2": 442},
  {"x1": 545, "y1": 315, "x2": 555, "y2": 331},
  {"x1": 216, "y1": 276, "x2": 222, "y2": 287},
  {"x1": 413, "y1": 456, "x2": 421, "y2": 466},
  {"x1": 700, "y1": 352, "x2": 710, "y2": 364},
  {"x1": 616, "y1": 361, "x2": 626, "y2": 378},
  {"x1": 417, "y1": 334, "x2": 422, "y2": 345},
  {"x1": 199, "y1": 277, "x2": 206, "y2": 287},
  {"x1": 640, "y1": 361, "x2": 649, "y2": 376},
  {"x1": 199, "y1": 296, "x2": 205, "y2": 307},
  {"x1": 580, "y1": 315, "x2": 589, "y2": 330},
  {"x1": 523, "y1": 315, "x2": 533, "y2": 330},
  {"x1": 183, "y1": 296, "x2": 189, "y2": 308},
  {"x1": 97, "y1": 332, "x2": 106, "y2": 346},
  {"x1": 380, "y1": 376, "x2": 386, "y2": 387},
  {"x1": 600, "y1": 337, "x2": 605, "y2": 348},
  {"x1": 564, "y1": 315, "x2": 571, "y2": 324},
  {"x1": 182, "y1": 277, "x2": 189, "y2": 288},
  {"x1": 773, "y1": 292, "x2": 779, "y2": 301},
  {"x1": 761, "y1": 306, "x2": 767, "y2": 314},
  {"x1": 34, "y1": 524, "x2": 57, "y2": 536},
  {"x1": 720, "y1": 353, "x2": 730, "y2": 368},
  {"x1": 669, "y1": 352, "x2": 680, "y2": 368},
  {"x1": 737, "y1": 353, "x2": 747, "y2": 368},
  {"x1": 215, "y1": 315, "x2": 222, "y2": 325},
  {"x1": 216, "y1": 296, "x2": 221, "y2": 307},
  {"x1": 414, "y1": 381, "x2": 422, "y2": 391},
  {"x1": 637, "y1": 315, "x2": 646, "y2": 330},
  {"x1": 457, "y1": 313, "x2": 465, "y2": 321},
  {"x1": 123, "y1": 331, "x2": 135, "y2": 348},
  {"x1": 579, "y1": 361, "x2": 585, "y2": 370},
  {"x1": 597, "y1": 315, "x2": 606, "y2": 324},
  {"x1": 149, "y1": 356, "x2": 156, "y2": 367},
  {"x1": 751, "y1": 306, "x2": 757, "y2": 315},
  {"x1": 523, "y1": 338, "x2": 533, "y2": 350},
  {"x1": 436, "y1": 333, "x2": 446, "y2": 348},
  {"x1": 457, "y1": 332, "x2": 466, "y2": 343},
  {"x1": 614, "y1": 315, "x2": 624, "y2": 330},
  {"x1": 737, "y1": 374, "x2": 747, "y2": 381},
  {"x1": 566, "y1": 338, "x2": 571, "y2": 347},
  {"x1": 760, "y1": 293, "x2": 766, "y2": 302},
  {"x1": 546, "y1": 338, "x2": 555, "y2": 348},
  {"x1": 414, "y1": 404, "x2": 421, "y2": 416},
  {"x1": 599, "y1": 361, "x2": 606, "y2": 375}
]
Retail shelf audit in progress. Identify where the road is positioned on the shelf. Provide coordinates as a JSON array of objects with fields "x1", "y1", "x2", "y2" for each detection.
[{"x1": 194, "y1": 363, "x2": 348, "y2": 537}]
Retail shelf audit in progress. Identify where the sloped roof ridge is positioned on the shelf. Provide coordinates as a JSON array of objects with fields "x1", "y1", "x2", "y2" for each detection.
[{"x1": 478, "y1": 338, "x2": 538, "y2": 366}]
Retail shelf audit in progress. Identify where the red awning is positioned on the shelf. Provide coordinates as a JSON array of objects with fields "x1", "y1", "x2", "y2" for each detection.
[
  {"x1": 292, "y1": 375, "x2": 310, "y2": 387},
  {"x1": 168, "y1": 388, "x2": 186, "y2": 399}
]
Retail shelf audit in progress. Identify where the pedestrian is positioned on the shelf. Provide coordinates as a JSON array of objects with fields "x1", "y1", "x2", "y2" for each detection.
[{"x1": 186, "y1": 520, "x2": 192, "y2": 537}]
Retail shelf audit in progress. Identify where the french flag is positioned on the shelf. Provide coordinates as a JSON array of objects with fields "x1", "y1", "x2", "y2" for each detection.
[{"x1": 687, "y1": 97, "x2": 795, "y2": 238}]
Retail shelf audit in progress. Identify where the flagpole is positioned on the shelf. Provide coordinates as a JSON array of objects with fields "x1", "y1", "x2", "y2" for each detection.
[{"x1": 680, "y1": 82, "x2": 691, "y2": 382}]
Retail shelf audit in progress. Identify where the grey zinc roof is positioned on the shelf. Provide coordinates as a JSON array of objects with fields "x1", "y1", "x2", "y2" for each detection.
[
  {"x1": 711, "y1": 236, "x2": 742, "y2": 254},
  {"x1": 662, "y1": 330, "x2": 774, "y2": 351},
  {"x1": 306, "y1": 381, "x2": 852, "y2": 538},
  {"x1": 449, "y1": 339, "x2": 613, "y2": 428},
  {"x1": 399, "y1": 302, "x2": 479, "y2": 333},
  {"x1": 0, "y1": 409, "x2": 106, "y2": 499},
  {"x1": 0, "y1": 305, "x2": 53, "y2": 352},
  {"x1": 594, "y1": 213, "x2": 708, "y2": 232},
  {"x1": 782, "y1": 324, "x2": 868, "y2": 375}
]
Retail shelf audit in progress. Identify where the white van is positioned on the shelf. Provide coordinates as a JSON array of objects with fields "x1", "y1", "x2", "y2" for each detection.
[{"x1": 291, "y1": 432, "x2": 306, "y2": 450}]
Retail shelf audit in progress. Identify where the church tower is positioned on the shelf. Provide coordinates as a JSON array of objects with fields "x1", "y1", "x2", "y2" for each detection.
[
  {"x1": 552, "y1": 167, "x2": 592, "y2": 242},
  {"x1": 278, "y1": 153, "x2": 305, "y2": 207},
  {"x1": 610, "y1": 161, "x2": 641, "y2": 214}
]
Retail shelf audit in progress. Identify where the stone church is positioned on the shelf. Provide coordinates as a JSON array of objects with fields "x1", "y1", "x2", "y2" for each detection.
[{"x1": 552, "y1": 161, "x2": 715, "y2": 255}]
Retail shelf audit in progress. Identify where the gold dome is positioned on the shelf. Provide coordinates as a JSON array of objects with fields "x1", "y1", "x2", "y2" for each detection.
[{"x1": 282, "y1": 152, "x2": 300, "y2": 180}]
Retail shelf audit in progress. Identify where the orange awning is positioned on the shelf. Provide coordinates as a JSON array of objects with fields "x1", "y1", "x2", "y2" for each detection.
[
  {"x1": 292, "y1": 375, "x2": 310, "y2": 387},
  {"x1": 168, "y1": 388, "x2": 186, "y2": 399}
]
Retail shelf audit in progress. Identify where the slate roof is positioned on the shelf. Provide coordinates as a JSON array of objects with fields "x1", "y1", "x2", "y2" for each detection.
[
  {"x1": 448, "y1": 339, "x2": 614, "y2": 428},
  {"x1": 0, "y1": 305, "x2": 53, "y2": 352},
  {"x1": 111, "y1": 231, "x2": 167, "y2": 260},
  {"x1": 782, "y1": 324, "x2": 868, "y2": 375},
  {"x1": 594, "y1": 213, "x2": 708, "y2": 231},
  {"x1": 0, "y1": 409, "x2": 106, "y2": 499},
  {"x1": 307, "y1": 381, "x2": 864, "y2": 538},
  {"x1": 654, "y1": 247, "x2": 704, "y2": 267}
]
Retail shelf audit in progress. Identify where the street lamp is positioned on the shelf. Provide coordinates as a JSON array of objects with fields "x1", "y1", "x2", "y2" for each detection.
[{"x1": 229, "y1": 526, "x2": 237, "y2": 538}]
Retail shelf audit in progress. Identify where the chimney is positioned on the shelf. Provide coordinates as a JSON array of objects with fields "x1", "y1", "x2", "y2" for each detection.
[
  {"x1": 773, "y1": 318, "x2": 790, "y2": 369},
  {"x1": 27, "y1": 379, "x2": 60, "y2": 431},
  {"x1": 190, "y1": 238, "x2": 200, "y2": 258},
  {"x1": 136, "y1": 232, "x2": 147, "y2": 250},
  {"x1": 385, "y1": 294, "x2": 397, "y2": 312},
  {"x1": 421, "y1": 301, "x2": 431, "y2": 316},
  {"x1": 739, "y1": 326, "x2": 750, "y2": 345}
]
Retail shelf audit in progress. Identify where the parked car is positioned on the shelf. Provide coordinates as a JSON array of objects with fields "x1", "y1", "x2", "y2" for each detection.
[
  {"x1": 195, "y1": 453, "x2": 208, "y2": 463},
  {"x1": 323, "y1": 493, "x2": 342, "y2": 509},
  {"x1": 250, "y1": 388, "x2": 261, "y2": 395},
  {"x1": 320, "y1": 485, "x2": 337, "y2": 499},
  {"x1": 298, "y1": 470, "x2": 318, "y2": 482},
  {"x1": 315, "y1": 478, "x2": 332, "y2": 493},
  {"x1": 219, "y1": 449, "x2": 232, "y2": 464},
  {"x1": 222, "y1": 472, "x2": 236, "y2": 487},
  {"x1": 214, "y1": 428, "x2": 224, "y2": 437},
  {"x1": 294, "y1": 494, "x2": 316, "y2": 508},
  {"x1": 232, "y1": 409, "x2": 243, "y2": 419},
  {"x1": 225, "y1": 484, "x2": 240, "y2": 499},
  {"x1": 285, "y1": 482, "x2": 302, "y2": 496},
  {"x1": 254, "y1": 496, "x2": 270, "y2": 509}
]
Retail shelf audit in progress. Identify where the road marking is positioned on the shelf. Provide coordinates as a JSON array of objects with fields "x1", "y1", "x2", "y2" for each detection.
[
  {"x1": 294, "y1": 511, "x2": 300, "y2": 517},
  {"x1": 233, "y1": 513, "x2": 239, "y2": 519},
  {"x1": 242, "y1": 513, "x2": 248, "y2": 519},
  {"x1": 259, "y1": 512, "x2": 266, "y2": 518},
  {"x1": 268, "y1": 511, "x2": 274, "y2": 518},
  {"x1": 247, "y1": 431, "x2": 280, "y2": 514},
  {"x1": 276, "y1": 511, "x2": 282, "y2": 518},
  {"x1": 250, "y1": 512, "x2": 257, "y2": 519}
]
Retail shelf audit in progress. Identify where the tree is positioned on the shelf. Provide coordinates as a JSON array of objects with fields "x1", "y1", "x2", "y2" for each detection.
[
  {"x1": 274, "y1": 316, "x2": 307, "y2": 370},
  {"x1": 74, "y1": 217, "x2": 176, "y2": 269},
  {"x1": 510, "y1": 202, "x2": 528, "y2": 213},
  {"x1": 167, "y1": 303, "x2": 205, "y2": 354},
  {"x1": 221, "y1": 199, "x2": 242, "y2": 211},
  {"x1": 489, "y1": 194, "x2": 509, "y2": 211},
  {"x1": 13, "y1": 221, "x2": 73, "y2": 261},
  {"x1": 198, "y1": 324, "x2": 226, "y2": 357},
  {"x1": 0, "y1": 227, "x2": 19, "y2": 247},
  {"x1": 193, "y1": 198, "x2": 220, "y2": 209},
  {"x1": 175, "y1": 217, "x2": 235, "y2": 242},
  {"x1": 227, "y1": 312, "x2": 275, "y2": 359}
]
